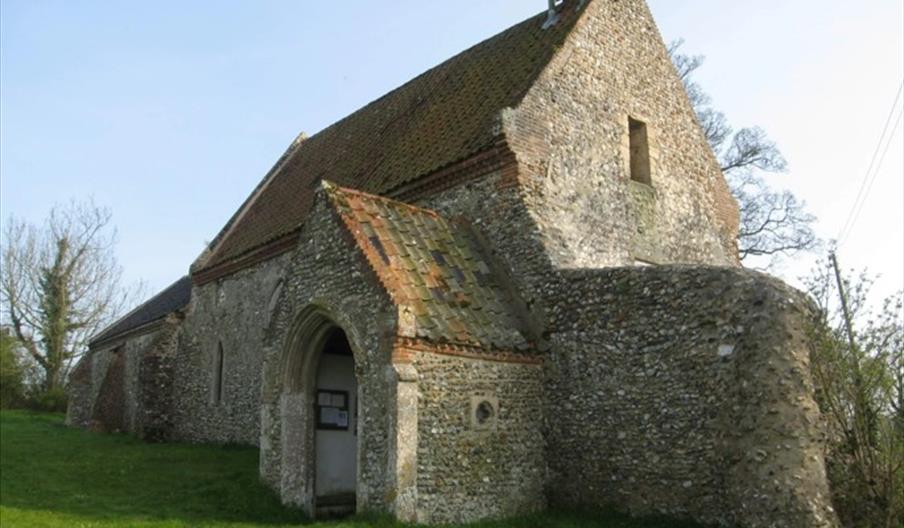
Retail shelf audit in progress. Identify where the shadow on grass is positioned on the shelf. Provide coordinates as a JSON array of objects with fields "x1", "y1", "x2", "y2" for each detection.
[{"x1": 0, "y1": 411, "x2": 708, "y2": 528}]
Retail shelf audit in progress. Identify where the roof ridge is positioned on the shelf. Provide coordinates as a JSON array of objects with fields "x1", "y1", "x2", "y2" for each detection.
[
  {"x1": 196, "y1": 1, "x2": 588, "y2": 276},
  {"x1": 300, "y1": 7, "x2": 552, "y2": 147},
  {"x1": 192, "y1": 132, "x2": 308, "y2": 272},
  {"x1": 300, "y1": 1, "x2": 588, "y2": 164},
  {"x1": 322, "y1": 180, "x2": 441, "y2": 219}
]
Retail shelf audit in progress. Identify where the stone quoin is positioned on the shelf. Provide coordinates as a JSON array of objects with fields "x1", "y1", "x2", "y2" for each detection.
[{"x1": 67, "y1": 1, "x2": 839, "y2": 526}]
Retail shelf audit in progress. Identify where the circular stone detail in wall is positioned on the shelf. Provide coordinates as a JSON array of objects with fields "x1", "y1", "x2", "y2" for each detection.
[
  {"x1": 475, "y1": 400, "x2": 494, "y2": 424},
  {"x1": 470, "y1": 395, "x2": 498, "y2": 431}
]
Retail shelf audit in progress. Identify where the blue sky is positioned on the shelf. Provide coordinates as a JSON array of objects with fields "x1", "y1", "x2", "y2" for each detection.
[{"x1": 2, "y1": 1, "x2": 902, "y2": 303}]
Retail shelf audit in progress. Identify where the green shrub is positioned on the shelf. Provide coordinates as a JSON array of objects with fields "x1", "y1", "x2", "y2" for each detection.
[
  {"x1": 24, "y1": 387, "x2": 69, "y2": 413},
  {"x1": 0, "y1": 332, "x2": 26, "y2": 409}
]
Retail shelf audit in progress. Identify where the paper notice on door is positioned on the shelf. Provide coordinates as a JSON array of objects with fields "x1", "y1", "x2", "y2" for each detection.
[{"x1": 320, "y1": 407, "x2": 340, "y2": 425}]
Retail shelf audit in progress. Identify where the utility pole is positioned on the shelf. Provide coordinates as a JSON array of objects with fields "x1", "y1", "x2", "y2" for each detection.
[
  {"x1": 830, "y1": 250, "x2": 873, "y2": 455},
  {"x1": 830, "y1": 251, "x2": 858, "y2": 353}
]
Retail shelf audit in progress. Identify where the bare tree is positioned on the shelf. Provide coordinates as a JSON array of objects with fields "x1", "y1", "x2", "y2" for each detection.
[
  {"x1": 0, "y1": 200, "x2": 139, "y2": 393},
  {"x1": 668, "y1": 39, "x2": 817, "y2": 262}
]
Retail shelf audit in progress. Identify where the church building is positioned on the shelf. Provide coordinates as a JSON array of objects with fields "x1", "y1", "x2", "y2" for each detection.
[{"x1": 67, "y1": 2, "x2": 838, "y2": 526}]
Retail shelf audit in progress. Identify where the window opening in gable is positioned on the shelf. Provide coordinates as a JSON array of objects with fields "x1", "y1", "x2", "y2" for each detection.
[{"x1": 629, "y1": 117, "x2": 651, "y2": 185}]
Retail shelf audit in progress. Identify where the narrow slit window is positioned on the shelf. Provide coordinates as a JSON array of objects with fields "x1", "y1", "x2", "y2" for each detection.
[
  {"x1": 213, "y1": 342, "x2": 225, "y2": 405},
  {"x1": 629, "y1": 117, "x2": 651, "y2": 185}
]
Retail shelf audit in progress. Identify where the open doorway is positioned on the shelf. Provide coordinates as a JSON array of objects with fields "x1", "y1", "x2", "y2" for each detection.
[{"x1": 313, "y1": 327, "x2": 357, "y2": 516}]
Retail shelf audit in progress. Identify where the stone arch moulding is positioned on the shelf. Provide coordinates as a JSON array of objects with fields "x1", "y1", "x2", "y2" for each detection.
[
  {"x1": 263, "y1": 279, "x2": 285, "y2": 331},
  {"x1": 274, "y1": 302, "x2": 368, "y2": 517}
]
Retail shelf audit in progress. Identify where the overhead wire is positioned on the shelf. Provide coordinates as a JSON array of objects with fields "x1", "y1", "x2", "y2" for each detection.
[
  {"x1": 838, "y1": 106, "x2": 904, "y2": 247},
  {"x1": 838, "y1": 108, "x2": 903, "y2": 247},
  {"x1": 836, "y1": 81, "x2": 904, "y2": 247}
]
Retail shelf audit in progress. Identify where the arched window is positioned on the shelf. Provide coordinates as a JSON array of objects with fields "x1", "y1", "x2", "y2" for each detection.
[{"x1": 212, "y1": 342, "x2": 225, "y2": 405}]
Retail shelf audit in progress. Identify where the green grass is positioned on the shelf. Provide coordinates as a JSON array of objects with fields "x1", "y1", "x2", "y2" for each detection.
[{"x1": 0, "y1": 411, "x2": 702, "y2": 527}]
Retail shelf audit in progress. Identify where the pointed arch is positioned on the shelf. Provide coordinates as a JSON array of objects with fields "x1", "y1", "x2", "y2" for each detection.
[
  {"x1": 276, "y1": 303, "x2": 363, "y2": 516},
  {"x1": 264, "y1": 279, "x2": 285, "y2": 331}
]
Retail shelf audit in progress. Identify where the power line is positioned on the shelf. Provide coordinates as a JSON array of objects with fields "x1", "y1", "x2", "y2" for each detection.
[
  {"x1": 837, "y1": 80, "x2": 904, "y2": 247},
  {"x1": 838, "y1": 107, "x2": 904, "y2": 246},
  {"x1": 837, "y1": 81, "x2": 903, "y2": 244},
  {"x1": 838, "y1": 108, "x2": 903, "y2": 248}
]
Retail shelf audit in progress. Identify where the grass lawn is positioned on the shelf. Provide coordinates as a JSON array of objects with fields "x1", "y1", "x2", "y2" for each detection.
[{"x1": 0, "y1": 411, "x2": 702, "y2": 528}]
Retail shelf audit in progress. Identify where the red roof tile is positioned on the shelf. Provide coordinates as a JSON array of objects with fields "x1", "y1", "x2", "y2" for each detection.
[
  {"x1": 198, "y1": 3, "x2": 584, "y2": 272},
  {"x1": 324, "y1": 182, "x2": 530, "y2": 351}
]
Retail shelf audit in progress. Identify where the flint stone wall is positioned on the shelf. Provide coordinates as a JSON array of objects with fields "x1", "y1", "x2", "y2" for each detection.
[
  {"x1": 66, "y1": 323, "x2": 179, "y2": 440},
  {"x1": 82, "y1": 331, "x2": 159, "y2": 432},
  {"x1": 411, "y1": 352, "x2": 545, "y2": 524},
  {"x1": 544, "y1": 266, "x2": 837, "y2": 528},
  {"x1": 85, "y1": 341, "x2": 122, "y2": 425},
  {"x1": 507, "y1": 0, "x2": 738, "y2": 270},
  {"x1": 91, "y1": 346, "x2": 128, "y2": 431},
  {"x1": 66, "y1": 352, "x2": 95, "y2": 427},
  {"x1": 170, "y1": 253, "x2": 290, "y2": 445},
  {"x1": 137, "y1": 315, "x2": 182, "y2": 441}
]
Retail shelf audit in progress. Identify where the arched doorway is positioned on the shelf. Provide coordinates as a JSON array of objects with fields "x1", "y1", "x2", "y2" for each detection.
[
  {"x1": 274, "y1": 304, "x2": 417, "y2": 520},
  {"x1": 312, "y1": 327, "x2": 357, "y2": 516},
  {"x1": 280, "y1": 308, "x2": 359, "y2": 517}
]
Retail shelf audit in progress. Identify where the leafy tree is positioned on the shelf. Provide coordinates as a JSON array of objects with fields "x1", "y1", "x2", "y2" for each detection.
[
  {"x1": 0, "y1": 328, "x2": 27, "y2": 408},
  {"x1": 668, "y1": 40, "x2": 818, "y2": 263},
  {"x1": 0, "y1": 200, "x2": 140, "y2": 394},
  {"x1": 804, "y1": 259, "x2": 903, "y2": 527}
]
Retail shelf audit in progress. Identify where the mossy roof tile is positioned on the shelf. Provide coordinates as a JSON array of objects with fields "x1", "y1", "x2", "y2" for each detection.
[
  {"x1": 324, "y1": 182, "x2": 529, "y2": 351},
  {"x1": 199, "y1": 3, "x2": 584, "y2": 272}
]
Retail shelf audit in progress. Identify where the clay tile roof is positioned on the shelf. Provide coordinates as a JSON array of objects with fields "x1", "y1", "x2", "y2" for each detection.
[
  {"x1": 89, "y1": 276, "x2": 192, "y2": 347},
  {"x1": 198, "y1": 3, "x2": 584, "y2": 273},
  {"x1": 324, "y1": 182, "x2": 530, "y2": 351}
]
